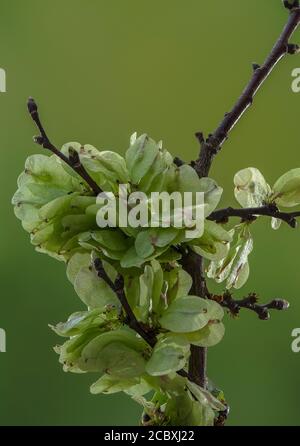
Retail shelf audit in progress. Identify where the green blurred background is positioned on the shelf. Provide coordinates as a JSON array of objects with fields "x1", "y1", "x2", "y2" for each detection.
[{"x1": 1, "y1": 0, "x2": 300, "y2": 426}]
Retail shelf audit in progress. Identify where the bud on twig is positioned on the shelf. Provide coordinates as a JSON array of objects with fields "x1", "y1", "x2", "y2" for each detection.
[
  {"x1": 283, "y1": 0, "x2": 300, "y2": 10},
  {"x1": 287, "y1": 43, "x2": 300, "y2": 54},
  {"x1": 195, "y1": 131, "x2": 205, "y2": 144},
  {"x1": 258, "y1": 308, "x2": 270, "y2": 321},
  {"x1": 268, "y1": 299, "x2": 290, "y2": 311},
  {"x1": 27, "y1": 97, "x2": 38, "y2": 115},
  {"x1": 33, "y1": 135, "x2": 44, "y2": 145},
  {"x1": 68, "y1": 147, "x2": 81, "y2": 168}
]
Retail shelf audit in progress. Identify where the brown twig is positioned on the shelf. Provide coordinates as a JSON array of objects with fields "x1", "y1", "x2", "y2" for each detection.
[
  {"x1": 181, "y1": 247, "x2": 209, "y2": 388},
  {"x1": 184, "y1": 5, "x2": 300, "y2": 392},
  {"x1": 208, "y1": 204, "x2": 300, "y2": 228},
  {"x1": 93, "y1": 258, "x2": 190, "y2": 379},
  {"x1": 210, "y1": 292, "x2": 290, "y2": 321},
  {"x1": 93, "y1": 258, "x2": 156, "y2": 347},
  {"x1": 194, "y1": 7, "x2": 300, "y2": 177},
  {"x1": 27, "y1": 97, "x2": 102, "y2": 196}
]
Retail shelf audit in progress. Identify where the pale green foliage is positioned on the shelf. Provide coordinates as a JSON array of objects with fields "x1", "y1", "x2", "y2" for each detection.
[
  {"x1": 190, "y1": 220, "x2": 232, "y2": 261},
  {"x1": 234, "y1": 167, "x2": 271, "y2": 207},
  {"x1": 159, "y1": 296, "x2": 218, "y2": 332},
  {"x1": 16, "y1": 134, "x2": 282, "y2": 425},
  {"x1": 207, "y1": 223, "x2": 252, "y2": 290},
  {"x1": 16, "y1": 137, "x2": 298, "y2": 425},
  {"x1": 272, "y1": 168, "x2": 300, "y2": 207},
  {"x1": 235, "y1": 166, "x2": 300, "y2": 214},
  {"x1": 145, "y1": 335, "x2": 190, "y2": 376}
]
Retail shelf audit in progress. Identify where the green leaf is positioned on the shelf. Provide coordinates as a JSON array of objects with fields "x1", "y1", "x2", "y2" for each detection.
[
  {"x1": 185, "y1": 321, "x2": 225, "y2": 347},
  {"x1": 62, "y1": 214, "x2": 96, "y2": 237},
  {"x1": 38, "y1": 195, "x2": 74, "y2": 221},
  {"x1": 146, "y1": 335, "x2": 190, "y2": 376},
  {"x1": 50, "y1": 309, "x2": 113, "y2": 337},
  {"x1": 120, "y1": 246, "x2": 145, "y2": 268},
  {"x1": 78, "y1": 329, "x2": 147, "y2": 378},
  {"x1": 91, "y1": 229, "x2": 129, "y2": 252},
  {"x1": 82, "y1": 149, "x2": 129, "y2": 184},
  {"x1": 90, "y1": 374, "x2": 140, "y2": 395},
  {"x1": 55, "y1": 328, "x2": 101, "y2": 373},
  {"x1": 191, "y1": 220, "x2": 232, "y2": 261},
  {"x1": 165, "y1": 166, "x2": 222, "y2": 217},
  {"x1": 199, "y1": 177, "x2": 223, "y2": 217},
  {"x1": 126, "y1": 134, "x2": 159, "y2": 185},
  {"x1": 273, "y1": 168, "x2": 300, "y2": 207},
  {"x1": 25, "y1": 154, "x2": 82, "y2": 191},
  {"x1": 206, "y1": 299, "x2": 224, "y2": 320},
  {"x1": 82, "y1": 342, "x2": 146, "y2": 378},
  {"x1": 134, "y1": 231, "x2": 155, "y2": 258},
  {"x1": 207, "y1": 224, "x2": 253, "y2": 290},
  {"x1": 207, "y1": 233, "x2": 237, "y2": 283},
  {"x1": 155, "y1": 248, "x2": 182, "y2": 263},
  {"x1": 187, "y1": 381, "x2": 226, "y2": 412},
  {"x1": 125, "y1": 378, "x2": 153, "y2": 398},
  {"x1": 66, "y1": 252, "x2": 91, "y2": 284},
  {"x1": 135, "y1": 228, "x2": 179, "y2": 259},
  {"x1": 169, "y1": 269, "x2": 193, "y2": 302},
  {"x1": 232, "y1": 261, "x2": 249, "y2": 290},
  {"x1": 234, "y1": 167, "x2": 271, "y2": 207},
  {"x1": 226, "y1": 227, "x2": 253, "y2": 289},
  {"x1": 150, "y1": 260, "x2": 164, "y2": 312},
  {"x1": 159, "y1": 296, "x2": 211, "y2": 333},
  {"x1": 271, "y1": 217, "x2": 282, "y2": 230},
  {"x1": 164, "y1": 392, "x2": 215, "y2": 426},
  {"x1": 138, "y1": 144, "x2": 173, "y2": 194},
  {"x1": 70, "y1": 195, "x2": 96, "y2": 211},
  {"x1": 138, "y1": 265, "x2": 154, "y2": 322},
  {"x1": 74, "y1": 266, "x2": 119, "y2": 309},
  {"x1": 167, "y1": 164, "x2": 203, "y2": 193},
  {"x1": 61, "y1": 143, "x2": 129, "y2": 192}
]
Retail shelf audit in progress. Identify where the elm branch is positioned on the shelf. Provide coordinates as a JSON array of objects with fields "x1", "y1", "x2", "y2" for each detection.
[
  {"x1": 193, "y1": 7, "x2": 300, "y2": 177},
  {"x1": 208, "y1": 204, "x2": 300, "y2": 228},
  {"x1": 210, "y1": 291, "x2": 290, "y2": 320},
  {"x1": 27, "y1": 97, "x2": 102, "y2": 196},
  {"x1": 93, "y1": 258, "x2": 156, "y2": 347},
  {"x1": 185, "y1": 4, "x2": 300, "y2": 391},
  {"x1": 93, "y1": 258, "x2": 189, "y2": 379}
]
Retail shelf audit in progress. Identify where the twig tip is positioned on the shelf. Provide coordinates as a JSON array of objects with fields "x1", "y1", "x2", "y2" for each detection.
[
  {"x1": 27, "y1": 97, "x2": 37, "y2": 114},
  {"x1": 287, "y1": 43, "x2": 300, "y2": 55}
]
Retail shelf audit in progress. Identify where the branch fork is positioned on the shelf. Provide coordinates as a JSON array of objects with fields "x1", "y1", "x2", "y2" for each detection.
[
  {"x1": 93, "y1": 258, "x2": 157, "y2": 347},
  {"x1": 185, "y1": 3, "x2": 300, "y2": 390},
  {"x1": 193, "y1": 6, "x2": 300, "y2": 177},
  {"x1": 26, "y1": 2, "x2": 300, "y2": 402},
  {"x1": 93, "y1": 258, "x2": 189, "y2": 379}
]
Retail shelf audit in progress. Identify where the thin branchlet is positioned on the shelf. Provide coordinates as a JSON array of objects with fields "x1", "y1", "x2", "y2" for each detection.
[
  {"x1": 93, "y1": 258, "x2": 157, "y2": 347},
  {"x1": 27, "y1": 97, "x2": 102, "y2": 196},
  {"x1": 24, "y1": 3, "x2": 300, "y2": 409},
  {"x1": 211, "y1": 292, "x2": 290, "y2": 321},
  {"x1": 208, "y1": 204, "x2": 300, "y2": 228},
  {"x1": 183, "y1": 4, "x2": 300, "y2": 390},
  {"x1": 193, "y1": 6, "x2": 300, "y2": 177},
  {"x1": 180, "y1": 247, "x2": 208, "y2": 387},
  {"x1": 92, "y1": 258, "x2": 190, "y2": 379},
  {"x1": 283, "y1": 0, "x2": 300, "y2": 11}
]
